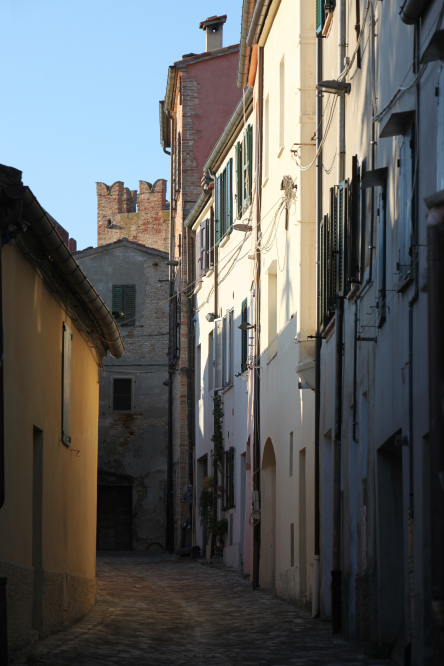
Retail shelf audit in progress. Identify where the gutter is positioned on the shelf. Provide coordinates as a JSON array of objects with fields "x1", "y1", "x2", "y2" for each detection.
[
  {"x1": 184, "y1": 190, "x2": 211, "y2": 230},
  {"x1": 400, "y1": 0, "x2": 431, "y2": 25},
  {"x1": 20, "y1": 188, "x2": 125, "y2": 359},
  {"x1": 246, "y1": 0, "x2": 271, "y2": 47},
  {"x1": 236, "y1": 0, "x2": 256, "y2": 89},
  {"x1": 159, "y1": 101, "x2": 171, "y2": 155},
  {"x1": 164, "y1": 66, "x2": 176, "y2": 114}
]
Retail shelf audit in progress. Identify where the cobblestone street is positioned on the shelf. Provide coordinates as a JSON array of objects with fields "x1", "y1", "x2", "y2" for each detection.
[{"x1": 12, "y1": 553, "x2": 392, "y2": 666}]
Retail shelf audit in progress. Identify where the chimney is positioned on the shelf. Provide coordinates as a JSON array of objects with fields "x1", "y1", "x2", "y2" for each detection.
[{"x1": 199, "y1": 15, "x2": 227, "y2": 52}]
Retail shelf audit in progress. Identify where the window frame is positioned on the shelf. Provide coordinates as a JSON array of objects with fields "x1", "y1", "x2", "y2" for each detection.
[{"x1": 110, "y1": 375, "x2": 134, "y2": 414}]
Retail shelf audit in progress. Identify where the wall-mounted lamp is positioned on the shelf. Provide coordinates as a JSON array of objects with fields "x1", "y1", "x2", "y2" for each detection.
[
  {"x1": 166, "y1": 260, "x2": 179, "y2": 266},
  {"x1": 205, "y1": 312, "x2": 217, "y2": 323},
  {"x1": 238, "y1": 322, "x2": 255, "y2": 331},
  {"x1": 233, "y1": 224, "x2": 252, "y2": 232},
  {"x1": 112, "y1": 311, "x2": 125, "y2": 320},
  {"x1": 316, "y1": 80, "x2": 351, "y2": 95}
]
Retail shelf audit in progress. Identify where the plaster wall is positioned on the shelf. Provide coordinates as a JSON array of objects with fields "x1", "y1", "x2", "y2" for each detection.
[
  {"x1": 0, "y1": 243, "x2": 99, "y2": 650},
  {"x1": 76, "y1": 243, "x2": 169, "y2": 549},
  {"x1": 258, "y1": 0, "x2": 316, "y2": 607}
]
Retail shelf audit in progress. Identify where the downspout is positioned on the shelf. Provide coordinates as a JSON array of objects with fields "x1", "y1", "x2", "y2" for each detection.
[
  {"x1": 332, "y1": 0, "x2": 346, "y2": 635},
  {"x1": 166, "y1": 114, "x2": 175, "y2": 553},
  {"x1": 400, "y1": 0, "x2": 431, "y2": 25},
  {"x1": 236, "y1": 0, "x2": 256, "y2": 89},
  {"x1": 252, "y1": 45, "x2": 264, "y2": 593},
  {"x1": 186, "y1": 227, "x2": 195, "y2": 545},
  {"x1": 313, "y1": 29, "x2": 323, "y2": 619},
  {"x1": 426, "y1": 197, "x2": 444, "y2": 666}
]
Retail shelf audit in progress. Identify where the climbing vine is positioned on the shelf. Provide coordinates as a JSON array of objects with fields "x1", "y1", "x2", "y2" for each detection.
[
  {"x1": 197, "y1": 476, "x2": 213, "y2": 526},
  {"x1": 211, "y1": 395, "x2": 224, "y2": 471}
]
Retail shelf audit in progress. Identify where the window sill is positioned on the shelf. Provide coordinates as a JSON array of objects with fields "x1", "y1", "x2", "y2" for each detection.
[
  {"x1": 277, "y1": 146, "x2": 284, "y2": 158},
  {"x1": 194, "y1": 281, "x2": 203, "y2": 294},
  {"x1": 219, "y1": 235, "x2": 230, "y2": 248},
  {"x1": 221, "y1": 384, "x2": 234, "y2": 395},
  {"x1": 323, "y1": 315, "x2": 336, "y2": 342},
  {"x1": 262, "y1": 177, "x2": 269, "y2": 188},
  {"x1": 267, "y1": 352, "x2": 277, "y2": 365}
]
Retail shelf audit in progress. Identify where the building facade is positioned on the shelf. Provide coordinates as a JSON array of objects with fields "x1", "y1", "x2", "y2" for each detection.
[
  {"x1": 0, "y1": 164, "x2": 124, "y2": 653},
  {"x1": 75, "y1": 182, "x2": 169, "y2": 552},
  {"x1": 159, "y1": 16, "x2": 242, "y2": 550}
]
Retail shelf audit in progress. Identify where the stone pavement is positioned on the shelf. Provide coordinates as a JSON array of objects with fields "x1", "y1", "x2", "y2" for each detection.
[{"x1": 12, "y1": 552, "x2": 392, "y2": 666}]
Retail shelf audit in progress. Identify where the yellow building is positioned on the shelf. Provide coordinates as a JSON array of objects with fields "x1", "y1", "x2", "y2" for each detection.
[{"x1": 0, "y1": 164, "x2": 124, "y2": 654}]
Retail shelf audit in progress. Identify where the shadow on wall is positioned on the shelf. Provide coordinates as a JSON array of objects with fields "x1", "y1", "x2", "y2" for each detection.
[{"x1": 261, "y1": 438, "x2": 276, "y2": 590}]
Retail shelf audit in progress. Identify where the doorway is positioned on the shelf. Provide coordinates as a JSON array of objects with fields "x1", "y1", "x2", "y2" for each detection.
[
  {"x1": 261, "y1": 438, "x2": 276, "y2": 589},
  {"x1": 97, "y1": 485, "x2": 133, "y2": 550}
]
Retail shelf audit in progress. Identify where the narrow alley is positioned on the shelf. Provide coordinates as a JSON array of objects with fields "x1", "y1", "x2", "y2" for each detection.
[{"x1": 13, "y1": 553, "x2": 391, "y2": 666}]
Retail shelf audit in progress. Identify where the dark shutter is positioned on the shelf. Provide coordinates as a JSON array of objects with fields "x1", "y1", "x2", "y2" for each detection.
[
  {"x1": 226, "y1": 158, "x2": 233, "y2": 233},
  {"x1": 229, "y1": 446, "x2": 235, "y2": 508},
  {"x1": 349, "y1": 155, "x2": 361, "y2": 284},
  {"x1": 169, "y1": 292, "x2": 178, "y2": 365},
  {"x1": 62, "y1": 322, "x2": 72, "y2": 446},
  {"x1": 247, "y1": 125, "x2": 253, "y2": 202},
  {"x1": 113, "y1": 378, "x2": 132, "y2": 411},
  {"x1": 216, "y1": 175, "x2": 222, "y2": 244},
  {"x1": 320, "y1": 215, "x2": 328, "y2": 330},
  {"x1": 200, "y1": 220, "x2": 206, "y2": 274},
  {"x1": 209, "y1": 207, "x2": 215, "y2": 266},
  {"x1": 122, "y1": 285, "x2": 136, "y2": 326},
  {"x1": 112, "y1": 285, "x2": 123, "y2": 314},
  {"x1": 316, "y1": 0, "x2": 325, "y2": 34},
  {"x1": 197, "y1": 226, "x2": 202, "y2": 278},
  {"x1": 338, "y1": 181, "x2": 348, "y2": 295},
  {"x1": 327, "y1": 187, "x2": 337, "y2": 312},
  {"x1": 97, "y1": 485, "x2": 132, "y2": 551},
  {"x1": 204, "y1": 219, "x2": 210, "y2": 271},
  {"x1": 236, "y1": 142, "x2": 242, "y2": 218},
  {"x1": 241, "y1": 298, "x2": 248, "y2": 372}
]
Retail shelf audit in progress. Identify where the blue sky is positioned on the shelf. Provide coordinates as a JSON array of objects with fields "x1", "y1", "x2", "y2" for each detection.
[{"x1": 0, "y1": 0, "x2": 242, "y2": 250}]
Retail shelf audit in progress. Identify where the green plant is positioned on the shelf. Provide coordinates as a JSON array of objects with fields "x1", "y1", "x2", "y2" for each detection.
[
  {"x1": 211, "y1": 395, "x2": 224, "y2": 471},
  {"x1": 209, "y1": 517, "x2": 228, "y2": 546},
  {"x1": 197, "y1": 486, "x2": 213, "y2": 526},
  {"x1": 201, "y1": 475, "x2": 214, "y2": 491}
]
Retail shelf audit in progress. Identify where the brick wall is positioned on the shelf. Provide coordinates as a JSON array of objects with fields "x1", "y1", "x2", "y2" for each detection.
[{"x1": 97, "y1": 179, "x2": 169, "y2": 253}]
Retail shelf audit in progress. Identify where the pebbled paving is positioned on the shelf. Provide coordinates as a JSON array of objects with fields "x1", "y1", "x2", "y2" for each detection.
[{"x1": 12, "y1": 552, "x2": 392, "y2": 666}]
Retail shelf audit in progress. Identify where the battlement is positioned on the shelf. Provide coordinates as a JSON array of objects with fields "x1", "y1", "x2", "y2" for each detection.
[{"x1": 97, "y1": 179, "x2": 169, "y2": 253}]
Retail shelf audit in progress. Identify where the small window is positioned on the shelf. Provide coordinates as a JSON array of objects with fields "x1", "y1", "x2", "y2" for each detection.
[
  {"x1": 216, "y1": 159, "x2": 233, "y2": 244},
  {"x1": 236, "y1": 125, "x2": 253, "y2": 218},
  {"x1": 112, "y1": 377, "x2": 133, "y2": 413},
  {"x1": 112, "y1": 285, "x2": 136, "y2": 327}
]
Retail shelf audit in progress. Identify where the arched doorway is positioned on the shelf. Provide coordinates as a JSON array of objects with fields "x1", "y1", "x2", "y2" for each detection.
[{"x1": 261, "y1": 438, "x2": 276, "y2": 589}]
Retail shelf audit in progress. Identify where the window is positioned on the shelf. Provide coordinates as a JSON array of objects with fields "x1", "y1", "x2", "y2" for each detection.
[
  {"x1": 290, "y1": 522, "x2": 295, "y2": 567},
  {"x1": 316, "y1": 0, "x2": 324, "y2": 34},
  {"x1": 216, "y1": 158, "x2": 233, "y2": 244},
  {"x1": 208, "y1": 330, "x2": 214, "y2": 391},
  {"x1": 214, "y1": 318, "x2": 223, "y2": 390},
  {"x1": 196, "y1": 344, "x2": 201, "y2": 401},
  {"x1": 268, "y1": 273, "x2": 277, "y2": 360},
  {"x1": 337, "y1": 180, "x2": 348, "y2": 296},
  {"x1": 264, "y1": 95, "x2": 269, "y2": 183},
  {"x1": 279, "y1": 57, "x2": 285, "y2": 153},
  {"x1": 227, "y1": 309, "x2": 234, "y2": 386},
  {"x1": 398, "y1": 125, "x2": 414, "y2": 283},
  {"x1": 112, "y1": 284, "x2": 136, "y2": 327},
  {"x1": 222, "y1": 446, "x2": 235, "y2": 510},
  {"x1": 289, "y1": 432, "x2": 293, "y2": 477},
  {"x1": 241, "y1": 298, "x2": 248, "y2": 372},
  {"x1": 197, "y1": 218, "x2": 209, "y2": 278},
  {"x1": 176, "y1": 132, "x2": 182, "y2": 193},
  {"x1": 236, "y1": 125, "x2": 253, "y2": 217},
  {"x1": 62, "y1": 322, "x2": 72, "y2": 446},
  {"x1": 111, "y1": 377, "x2": 133, "y2": 413}
]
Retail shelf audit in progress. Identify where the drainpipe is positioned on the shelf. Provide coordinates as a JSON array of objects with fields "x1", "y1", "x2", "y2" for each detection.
[
  {"x1": 352, "y1": 302, "x2": 358, "y2": 443},
  {"x1": 313, "y1": 29, "x2": 323, "y2": 619},
  {"x1": 331, "y1": 0, "x2": 346, "y2": 635},
  {"x1": 426, "y1": 198, "x2": 444, "y2": 666},
  {"x1": 166, "y1": 115, "x2": 175, "y2": 553},
  {"x1": 186, "y1": 227, "x2": 195, "y2": 544},
  {"x1": 252, "y1": 46, "x2": 264, "y2": 593}
]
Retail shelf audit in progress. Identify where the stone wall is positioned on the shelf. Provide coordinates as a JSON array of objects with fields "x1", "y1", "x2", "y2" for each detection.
[{"x1": 97, "y1": 180, "x2": 169, "y2": 253}]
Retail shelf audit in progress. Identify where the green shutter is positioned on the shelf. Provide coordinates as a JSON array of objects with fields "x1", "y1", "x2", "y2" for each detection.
[
  {"x1": 316, "y1": 0, "x2": 324, "y2": 35},
  {"x1": 226, "y1": 158, "x2": 233, "y2": 233},
  {"x1": 241, "y1": 298, "x2": 247, "y2": 372},
  {"x1": 236, "y1": 142, "x2": 242, "y2": 218},
  {"x1": 216, "y1": 175, "x2": 222, "y2": 244},
  {"x1": 123, "y1": 285, "x2": 136, "y2": 326},
  {"x1": 112, "y1": 284, "x2": 123, "y2": 313},
  {"x1": 62, "y1": 322, "x2": 72, "y2": 447},
  {"x1": 320, "y1": 216, "x2": 326, "y2": 330},
  {"x1": 247, "y1": 125, "x2": 253, "y2": 202},
  {"x1": 338, "y1": 181, "x2": 348, "y2": 295}
]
